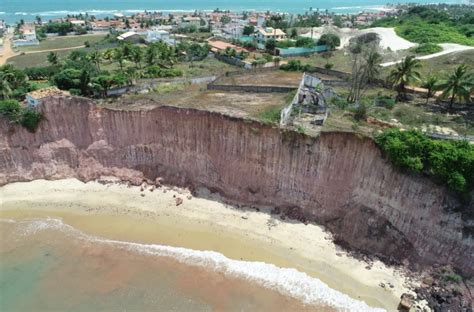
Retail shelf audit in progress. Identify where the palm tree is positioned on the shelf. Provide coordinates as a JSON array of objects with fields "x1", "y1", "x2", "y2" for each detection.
[
  {"x1": 145, "y1": 45, "x2": 158, "y2": 66},
  {"x1": 88, "y1": 50, "x2": 102, "y2": 71},
  {"x1": 129, "y1": 47, "x2": 143, "y2": 69},
  {"x1": 438, "y1": 65, "x2": 473, "y2": 109},
  {"x1": 102, "y1": 49, "x2": 114, "y2": 64},
  {"x1": 364, "y1": 50, "x2": 382, "y2": 84},
  {"x1": 0, "y1": 72, "x2": 13, "y2": 99},
  {"x1": 112, "y1": 48, "x2": 125, "y2": 70},
  {"x1": 47, "y1": 52, "x2": 59, "y2": 66},
  {"x1": 421, "y1": 75, "x2": 439, "y2": 104},
  {"x1": 388, "y1": 55, "x2": 422, "y2": 101}
]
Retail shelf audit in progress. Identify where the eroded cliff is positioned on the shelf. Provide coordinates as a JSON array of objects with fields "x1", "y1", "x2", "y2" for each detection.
[{"x1": 0, "y1": 96, "x2": 472, "y2": 276}]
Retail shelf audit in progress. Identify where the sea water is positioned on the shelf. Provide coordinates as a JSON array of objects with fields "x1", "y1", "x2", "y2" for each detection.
[
  {"x1": 0, "y1": 217, "x2": 386, "y2": 312},
  {"x1": 0, "y1": 0, "x2": 465, "y2": 23}
]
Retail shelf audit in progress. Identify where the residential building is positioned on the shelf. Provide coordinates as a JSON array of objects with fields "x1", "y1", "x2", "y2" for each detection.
[
  {"x1": 25, "y1": 87, "x2": 70, "y2": 107},
  {"x1": 182, "y1": 16, "x2": 202, "y2": 27},
  {"x1": 146, "y1": 28, "x2": 175, "y2": 45},
  {"x1": 253, "y1": 27, "x2": 286, "y2": 44},
  {"x1": 0, "y1": 20, "x2": 5, "y2": 37},
  {"x1": 13, "y1": 23, "x2": 39, "y2": 47}
]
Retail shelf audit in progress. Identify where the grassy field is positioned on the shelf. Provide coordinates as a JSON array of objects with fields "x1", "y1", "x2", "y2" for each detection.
[
  {"x1": 8, "y1": 49, "x2": 81, "y2": 68},
  {"x1": 327, "y1": 84, "x2": 474, "y2": 136},
  {"x1": 16, "y1": 34, "x2": 107, "y2": 52}
]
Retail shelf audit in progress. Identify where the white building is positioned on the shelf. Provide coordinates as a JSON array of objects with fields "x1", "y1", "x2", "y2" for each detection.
[
  {"x1": 117, "y1": 31, "x2": 141, "y2": 43},
  {"x1": 0, "y1": 21, "x2": 5, "y2": 36},
  {"x1": 146, "y1": 28, "x2": 175, "y2": 45}
]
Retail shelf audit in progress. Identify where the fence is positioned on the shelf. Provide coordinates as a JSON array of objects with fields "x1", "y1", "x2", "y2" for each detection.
[
  {"x1": 207, "y1": 84, "x2": 296, "y2": 93},
  {"x1": 277, "y1": 45, "x2": 328, "y2": 57},
  {"x1": 105, "y1": 75, "x2": 217, "y2": 97}
]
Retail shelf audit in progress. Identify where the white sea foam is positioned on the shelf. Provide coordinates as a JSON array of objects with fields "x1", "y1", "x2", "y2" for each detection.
[
  {"x1": 9, "y1": 8, "x2": 207, "y2": 17},
  {"x1": 12, "y1": 218, "x2": 385, "y2": 312},
  {"x1": 331, "y1": 5, "x2": 388, "y2": 11}
]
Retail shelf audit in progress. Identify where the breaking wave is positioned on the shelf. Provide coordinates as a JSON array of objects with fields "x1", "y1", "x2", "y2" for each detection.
[{"x1": 5, "y1": 218, "x2": 385, "y2": 312}]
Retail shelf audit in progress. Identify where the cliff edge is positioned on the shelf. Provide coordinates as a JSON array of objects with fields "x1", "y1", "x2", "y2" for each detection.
[{"x1": 0, "y1": 96, "x2": 472, "y2": 277}]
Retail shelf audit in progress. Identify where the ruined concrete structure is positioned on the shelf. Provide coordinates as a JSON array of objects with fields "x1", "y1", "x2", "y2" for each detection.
[{"x1": 1, "y1": 96, "x2": 472, "y2": 276}]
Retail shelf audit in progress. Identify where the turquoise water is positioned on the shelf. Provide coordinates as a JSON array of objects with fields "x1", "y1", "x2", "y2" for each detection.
[
  {"x1": 0, "y1": 217, "x2": 385, "y2": 312},
  {"x1": 0, "y1": 0, "x2": 464, "y2": 23}
]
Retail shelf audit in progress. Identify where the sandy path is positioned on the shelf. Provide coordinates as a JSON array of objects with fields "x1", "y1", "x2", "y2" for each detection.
[
  {"x1": 301, "y1": 26, "x2": 415, "y2": 51},
  {"x1": 381, "y1": 43, "x2": 474, "y2": 67},
  {"x1": 0, "y1": 178, "x2": 428, "y2": 311},
  {"x1": 0, "y1": 31, "x2": 20, "y2": 65}
]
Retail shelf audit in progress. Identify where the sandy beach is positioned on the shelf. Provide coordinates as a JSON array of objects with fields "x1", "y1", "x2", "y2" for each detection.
[{"x1": 0, "y1": 178, "x2": 423, "y2": 310}]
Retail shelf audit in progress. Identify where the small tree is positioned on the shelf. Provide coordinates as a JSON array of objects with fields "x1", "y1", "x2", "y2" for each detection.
[
  {"x1": 290, "y1": 28, "x2": 298, "y2": 39},
  {"x1": 265, "y1": 39, "x2": 276, "y2": 54},
  {"x1": 243, "y1": 25, "x2": 255, "y2": 36},
  {"x1": 321, "y1": 51, "x2": 333, "y2": 68},
  {"x1": 421, "y1": 75, "x2": 439, "y2": 104},
  {"x1": 47, "y1": 52, "x2": 59, "y2": 65},
  {"x1": 439, "y1": 65, "x2": 473, "y2": 109},
  {"x1": 388, "y1": 56, "x2": 422, "y2": 102},
  {"x1": 317, "y1": 34, "x2": 340, "y2": 50}
]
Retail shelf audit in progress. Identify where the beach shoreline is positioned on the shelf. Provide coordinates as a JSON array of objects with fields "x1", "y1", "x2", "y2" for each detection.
[{"x1": 0, "y1": 178, "x2": 424, "y2": 310}]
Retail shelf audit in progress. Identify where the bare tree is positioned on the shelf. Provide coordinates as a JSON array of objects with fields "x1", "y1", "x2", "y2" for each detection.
[{"x1": 347, "y1": 33, "x2": 382, "y2": 103}]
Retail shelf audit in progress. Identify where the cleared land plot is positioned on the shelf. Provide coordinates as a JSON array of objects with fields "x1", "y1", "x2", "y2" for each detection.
[
  {"x1": 174, "y1": 58, "x2": 236, "y2": 78},
  {"x1": 217, "y1": 71, "x2": 303, "y2": 86},
  {"x1": 100, "y1": 84, "x2": 291, "y2": 120},
  {"x1": 16, "y1": 34, "x2": 106, "y2": 52}
]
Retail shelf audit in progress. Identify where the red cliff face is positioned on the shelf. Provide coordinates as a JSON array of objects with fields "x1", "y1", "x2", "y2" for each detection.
[{"x1": 1, "y1": 96, "x2": 472, "y2": 276}]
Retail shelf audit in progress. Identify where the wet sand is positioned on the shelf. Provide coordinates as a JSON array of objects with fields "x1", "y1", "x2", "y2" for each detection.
[{"x1": 0, "y1": 178, "x2": 420, "y2": 310}]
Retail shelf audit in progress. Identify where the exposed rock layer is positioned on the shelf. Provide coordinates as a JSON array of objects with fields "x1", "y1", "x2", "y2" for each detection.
[{"x1": 0, "y1": 96, "x2": 472, "y2": 276}]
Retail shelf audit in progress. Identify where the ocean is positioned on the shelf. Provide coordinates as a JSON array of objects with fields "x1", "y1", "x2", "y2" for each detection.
[
  {"x1": 0, "y1": 216, "x2": 385, "y2": 312},
  {"x1": 0, "y1": 0, "x2": 465, "y2": 23}
]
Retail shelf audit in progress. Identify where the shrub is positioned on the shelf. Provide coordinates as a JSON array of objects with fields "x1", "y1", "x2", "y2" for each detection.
[
  {"x1": 20, "y1": 108, "x2": 43, "y2": 132},
  {"x1": 324, "y1": 63, "x2": 334, "y2": 70},
  {"x1": 280, "y1": 59, "x2": 311, "y2": 71},
  {"x1": 0, "y1": 100, "x2": 43, "y2": 132},
  {"x1": 145, "y1": 66, "x2": 183, "y2": 78},
  {"x1": 410, "y1": 43, "x2": 443, "y2": 55},
  {"x1": 258, "y1": 106, "x2": 281, "y2": 124},
  {"x1": 317, "y1": 34, "x2": 341, "y2": 50},
  {"x1": 375, "y1": 96, "x2": 396, "y2": 109},
  {"x1": 352, "y1": 101, "x2": 370, "y2": 121},
  {"x1": 295, "y1": 37, "x2": 315, "y2": 48},
  {"x1": 375, "y1": 129, "x2": 474, "y2": 195},
  {"x1": 0, "y1": 99, "x2": 22, "y2": 121}
]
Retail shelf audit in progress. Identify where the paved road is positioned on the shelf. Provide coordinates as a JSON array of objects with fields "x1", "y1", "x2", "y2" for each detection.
[{"x1": 381, "y1": 43, "x2": 474, "y2": 67}]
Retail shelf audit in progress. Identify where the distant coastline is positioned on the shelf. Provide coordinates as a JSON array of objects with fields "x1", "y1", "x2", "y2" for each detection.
[{"x1": 0, "y1": 0, "x2": 466, "y2": 24}]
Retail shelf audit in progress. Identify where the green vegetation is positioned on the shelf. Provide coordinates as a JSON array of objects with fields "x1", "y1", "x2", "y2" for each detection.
[
  {"x1": 17, "y1": 34, "x2": 107, "y2": 52},
  {"x1": 0, "y1": 100, "x2": 43, "y2": 132},
  {"x1": 0, "y1": 65, "x2": 37, "y2": 100},
  {"x1": 257, "y1": 106, "x2": 281, "y2": 124},
  {"x1": 317, "y1": 34, "x2": 341, "y2": 50},
  {"x1": 410, "y1": 43, "x2": 443, "y2": 55},
  {"x1": 372, "y1": 7, "x2": 474, "y2": 46},
  {"x1": 375, "y1": 128, "x2": 474, "y2": 196},
  {"x1": 388, "y1": 56, "x2": 422, "y2": 101},
  {"x1": 438, "y1": 64, "x2": 474, "y2": 108}
]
